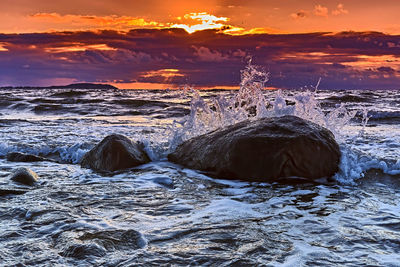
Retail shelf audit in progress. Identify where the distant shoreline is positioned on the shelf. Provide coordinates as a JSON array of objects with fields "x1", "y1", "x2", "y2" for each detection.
[{"x1": 0, "y1": 83, "x2": 118, "y2": 90}]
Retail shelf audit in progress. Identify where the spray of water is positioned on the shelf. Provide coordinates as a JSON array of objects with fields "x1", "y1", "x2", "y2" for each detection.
[
  {"x1": 170, "y1": 61, "x2": 356, "y2": 144},
  {"x1": 165, "y1": 61, "x2": 399, "y2": 184}
]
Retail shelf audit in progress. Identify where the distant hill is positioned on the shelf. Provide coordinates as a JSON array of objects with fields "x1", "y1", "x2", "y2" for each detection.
[{"x1": 0, "y1": 83, "x2": 118, "y2": 90}]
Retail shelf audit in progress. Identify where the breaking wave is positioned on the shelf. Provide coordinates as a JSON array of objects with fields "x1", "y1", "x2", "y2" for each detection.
[{"x1": 167, "y1": 61, "x2": 400, "y2": 184}]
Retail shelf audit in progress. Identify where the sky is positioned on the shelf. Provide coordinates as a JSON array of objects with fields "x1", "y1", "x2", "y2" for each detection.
[{"x1": 0, "y1": 0, "x2": 399, "y2": 89}]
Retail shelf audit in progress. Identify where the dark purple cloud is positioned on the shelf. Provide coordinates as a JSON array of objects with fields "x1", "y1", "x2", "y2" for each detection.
[{"x1": 0, "y1": 29, "x2": 400, "y2": 89}]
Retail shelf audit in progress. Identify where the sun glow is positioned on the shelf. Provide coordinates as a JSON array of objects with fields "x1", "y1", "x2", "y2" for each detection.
[
  {"x1": 141, "y1": 69, "x2": 184, "y2": 81},
  {"x1": 0, "y1": 43, "x2": 8, "y2": 51},
  {"x1": 45, "y1": 43, "x2": 116, "y2": 53},
  {"x1": 110, "y1": 82, "x2": 174, "y2": 90},
  {"x1": 23, "y1": 11, "x2": 277, "y2": 35},
  {"x1": 171, "y1": 12, "x2": 229, "y2": 33}
]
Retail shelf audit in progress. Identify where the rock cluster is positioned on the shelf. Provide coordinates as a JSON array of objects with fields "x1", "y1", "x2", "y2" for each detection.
[{"x1": 3, "y1": 116, "x2": 341, "y2": 191}]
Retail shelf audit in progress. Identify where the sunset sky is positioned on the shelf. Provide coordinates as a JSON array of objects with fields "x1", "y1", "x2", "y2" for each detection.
[{"x1": 0, "y1": 0, "x2": 399, "y2": 89}]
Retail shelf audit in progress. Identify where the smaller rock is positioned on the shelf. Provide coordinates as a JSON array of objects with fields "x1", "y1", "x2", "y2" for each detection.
[
  {"x1": 10, "y1": 167, "x2": 38, "y2": 186},
  {"x1": 80, "y1": 134, "x2": 150, "y2": 172},
  {"x1": 6, "y1": 152, "x2": 50, "y2": 162}
]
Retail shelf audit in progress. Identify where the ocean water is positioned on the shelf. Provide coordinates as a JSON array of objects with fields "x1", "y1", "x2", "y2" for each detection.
[{"x1": 1, "y1": 67, "x2": 400, "y2": 266}]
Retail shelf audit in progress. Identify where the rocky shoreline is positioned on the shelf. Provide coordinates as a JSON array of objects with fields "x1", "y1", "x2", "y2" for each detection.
[{"x1": 1, "y1": 115, "x2": 342, "y2": 196}]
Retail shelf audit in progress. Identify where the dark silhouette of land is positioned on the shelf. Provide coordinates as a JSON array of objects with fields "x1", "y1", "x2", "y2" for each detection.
[{"x1": 0, "y1": 83, "x2": 118, "y2": 90}]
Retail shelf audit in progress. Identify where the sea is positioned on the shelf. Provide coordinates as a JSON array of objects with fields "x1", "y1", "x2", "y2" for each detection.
[{"x1": 1, "y1": 65, "x2": 400, "y2": 266}]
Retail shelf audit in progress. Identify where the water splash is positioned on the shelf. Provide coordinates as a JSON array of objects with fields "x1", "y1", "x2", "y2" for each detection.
[
  {"x1": 170, "y1": 61, "x2": 356, "y2": 144},
  {"x1": 359, "y1": 107, "x2": 371, "y2": 136},
  {"x1": 166, "y1": 61, "x2": 400, "y2": 184}
]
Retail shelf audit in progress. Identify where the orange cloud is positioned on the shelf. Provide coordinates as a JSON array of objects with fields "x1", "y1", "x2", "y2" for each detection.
[
  {"x1": 0, "y1": 42, "x2": 8, "y2": 51},
  {"x1": 314, "y1": 5, "x2": 329, "y2": 17},
  {"x1": 341, "y1": 55, "x2": 400, "y2": 73},
  {"x1": 31, "y1": 13, "x2": 163, "y2": 30},
  {"x1": 235, "y1": 27, "x2": 284, "y2": 35},
  {"x1": 45, "y1": 43, "x2": 116, "y2": 53},
  {"x1": 140, "y1": 69, "x2": 184, "y2": 82},
  {"x1": 30, "y1": 11, "x2": 252, "y2": 35},
  {"x1": 332, "y1": 4, "x2": 349, "y2": 16}
]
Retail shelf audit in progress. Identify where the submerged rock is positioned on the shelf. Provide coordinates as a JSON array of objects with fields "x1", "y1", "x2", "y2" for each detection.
[
  {"x1": 10, "y1": 167, "x2": 39, "y2": 186},
  {"x1": 168, "y1": 115, "x2": 341, "y2": 182},
  {"x1": 6, "y1": 152, "x2": 52, "y2": 162},
  {"x1": 80, "y1": 134, "x2": 150, "y2": 172}
]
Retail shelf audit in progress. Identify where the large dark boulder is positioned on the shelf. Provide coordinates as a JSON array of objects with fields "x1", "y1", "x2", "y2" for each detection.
[
  {"x1": 80, "y1": 134, "x2": 150, "y2": 172},
  {"x1": 10, "y1": 167, "x2": 39, "y2": 186},
  {"x1": 168, "y1": 115, "x2": 341, "y2": 182}
]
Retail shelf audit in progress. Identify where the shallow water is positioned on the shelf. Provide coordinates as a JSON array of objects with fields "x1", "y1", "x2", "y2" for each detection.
[{"x1": 1, "y1": 87, "x2": 400, "y2": 266}]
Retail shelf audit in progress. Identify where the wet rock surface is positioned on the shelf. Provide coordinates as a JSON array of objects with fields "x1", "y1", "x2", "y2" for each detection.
[
  {"x1": 80, "y1": 134, "x2": 150, "y2": 172},
  {"x1": 9, "y1": 167, "x2": 38, "y2": 186},
  {"x1": 168, "y1": 115, "x2": 341, "y2": 182}
]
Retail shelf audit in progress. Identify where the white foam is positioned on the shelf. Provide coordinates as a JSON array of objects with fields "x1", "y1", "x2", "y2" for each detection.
[{"x1": 0, "y1": 142, "x2": 89, "y2": 163}]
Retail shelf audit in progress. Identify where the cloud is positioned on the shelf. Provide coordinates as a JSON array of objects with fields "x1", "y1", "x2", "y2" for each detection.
[
  {"x1": 1, "y1": 29, "x2": 400, "y2": 89},
  {"x1": 44, "y1": 43, "x2": 116, "y2": 53},
  {"x1": 31, "y1": 13, "x2": 163, "y2": 30},
  {"x1": 290, "y1": 11, "x2": 308, "y2": 20},
  {"x1": 192, "y1": 46, "x2": 229, "y2": 62},
  {"x1": 377, "y1": 66, "x2": 395, "y2": 73},
  {"x1": 29, "y1": 11, "x2": 247, "y2": 35},
  {"x1": 171, "y1": 12, "x2": 229, "y2": 33},
  {"x1": 332, "y1": 4, "x2": 348, "y2": 16},
  {"x1": 314, "y1": 5, "x2": 329, "y2": 17},
  {"x1": 387, "y1": 41, "x2": 400, "y2": 48},
  {"x1": 292, "y1": 4, "x2": 347, "y2": 20},
  {"x1": 0, "y1": 42, "x2": 8, "y2": 51}
]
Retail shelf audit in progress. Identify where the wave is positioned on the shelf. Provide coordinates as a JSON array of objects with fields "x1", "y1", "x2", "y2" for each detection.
[
  {"x1": 111, "y1": 99, "x2": 169, "y2": 108},
  {"x1": 50, "y1": 90, "x2": 89, "y2": 98},
  {"x1": 32, "y1": 104, "x2": 65, "y2": 114},
  {"x1": 1, "y1": 63, "x2": 397, "y2": 185},
  {"x1": 0, "y1": 143, "x2": 90, "y2": 164},
  {"x1": 334, "y1": 146, "x2": 400, "y2": 184},
  {"x1": 325, "y1": 94, "x2": 372, "y2": 103},
  {"x1": 367, "y1": 110, "x2": 400, "y2": 124},
  {"x1": 9, "y1": 102, "x2": 30, "y2": 110},
  {"x1": 1, "y1": 97, "x2": 181, "y2": 116}
]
